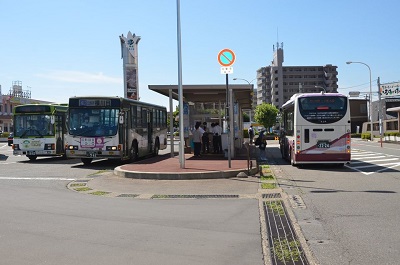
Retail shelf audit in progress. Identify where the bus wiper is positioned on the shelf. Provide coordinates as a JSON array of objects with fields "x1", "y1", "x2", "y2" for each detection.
[
  {"x1": 74, "y1": 128, "x2": 93, "y2": 137},
  {"x1": 34, "y1": 130, "x2": 44, "y2": 138},
  {"x1": 20, "y1": 129, "x2": 30, "y2": 138}
]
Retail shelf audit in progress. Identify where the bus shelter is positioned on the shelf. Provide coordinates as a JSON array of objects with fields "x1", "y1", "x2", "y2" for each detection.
[{"x1": 148, "y1": 84, "x2": 253, "y2": 158}]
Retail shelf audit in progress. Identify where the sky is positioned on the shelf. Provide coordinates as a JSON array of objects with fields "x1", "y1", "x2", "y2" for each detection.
[{"x1": 1, "y1": 0, "x2": 400, "y2": 111}]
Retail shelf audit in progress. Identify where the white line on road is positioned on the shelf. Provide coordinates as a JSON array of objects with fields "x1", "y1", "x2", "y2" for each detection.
[
  {"x1": 0, "y1": 177, "x2": 76, "y2": 181},
  {"x1": 350, "y1": 157, "x2": 398, "y2": 164}
]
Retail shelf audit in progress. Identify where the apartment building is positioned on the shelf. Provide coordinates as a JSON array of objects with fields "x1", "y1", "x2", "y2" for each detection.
[{"x1": 256, "y1": 43, "x2": 338, "y2": 108}]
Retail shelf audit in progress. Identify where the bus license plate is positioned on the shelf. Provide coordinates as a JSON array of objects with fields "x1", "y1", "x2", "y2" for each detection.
[
  {"x1": 27, "y1": 151, "x2": 36, "y2": 155},
  {"x1": 317, "y1": 141, "x2": 330, "y2": 148},
  {"x1": 86, "y1": 151, "x2": 97, "y2": 158}
]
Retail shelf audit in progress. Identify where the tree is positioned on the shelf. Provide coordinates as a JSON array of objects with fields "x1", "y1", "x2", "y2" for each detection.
[
  {"x1": 167, "y1": 106, "x2": 179, "y2": 128},
  {"x1": 242, "y1": 112, "x2": 250, "y2": 122},
  {"x1": 254, "y1": 103, "x2": 279, "y2": 130}
]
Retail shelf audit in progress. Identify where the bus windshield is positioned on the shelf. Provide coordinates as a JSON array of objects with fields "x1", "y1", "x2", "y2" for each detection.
[
  {"x1": 68, "y1": 108, "x2": 119, "y2": 137},
  {"x1": 299, "y1": 96, "x2": 347, "y2": 124},
  {"x1": 14, "y1": 115, "x2": 55, "y2": 137}
]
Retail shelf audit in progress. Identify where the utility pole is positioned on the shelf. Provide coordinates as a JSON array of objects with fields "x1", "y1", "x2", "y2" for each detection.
[{"x1": 377, "y1": 77, "x2": 383, "y2": 147}]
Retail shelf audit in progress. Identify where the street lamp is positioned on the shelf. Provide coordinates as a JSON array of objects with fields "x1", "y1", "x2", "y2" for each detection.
[
  {"x1": 346, "y1": 61, "x2": 373, "y2": 141},
  {"x1": 315, "y1": 85, "x2": 326, "y2": 93},
  {"x1": 233, "y1": 78, "x2": 256, "y2": 122}
]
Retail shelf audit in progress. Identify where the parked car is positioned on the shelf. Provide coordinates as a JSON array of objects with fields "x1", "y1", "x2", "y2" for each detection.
[{"x1": 8, "y1": 133, "x2": 13, "y2": 146}]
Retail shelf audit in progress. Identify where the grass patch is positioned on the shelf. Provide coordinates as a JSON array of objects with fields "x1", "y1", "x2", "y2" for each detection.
[
  {"x1": 261, "y1": 174, "x2": 274, "y2": 180},
  {"x1": 261, "y1": 183, "x2": 276, "y2": 189},
  {"x1": 272, "y1": 238, "x2": 303, "y2": 262},
  {"x1": 74, "y1": 187, "x2": 92, "y2": 192},
  {"x1": 88, "y1": 170, "x2": 110, "y2": 176},
  {"x1": 151, "y1": 195, "x2": 169, "y2": 199},
  {"x1": 267, "y1": 201, "x2": 285, "y2": 215},
  {"x1": 260, "y1": 164, "x2": 270, "y2": 168},
  {"x1": 70, "y1": 183, "x2": 86, "y2": 187},
  {"x1": 89, "y1": 191, "x2": 110, "y2": 196}
]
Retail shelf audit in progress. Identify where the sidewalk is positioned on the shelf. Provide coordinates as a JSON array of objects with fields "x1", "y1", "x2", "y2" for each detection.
[{"x1": 68, "y1": 145, "x2": 263, "y2": 197}]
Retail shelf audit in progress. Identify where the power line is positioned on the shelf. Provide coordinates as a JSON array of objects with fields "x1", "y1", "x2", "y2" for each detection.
[{"x1": 340, "y1": 79, "x2": 378, "y2": 89}]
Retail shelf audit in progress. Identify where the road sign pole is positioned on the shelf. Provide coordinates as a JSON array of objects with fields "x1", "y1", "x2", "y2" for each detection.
[
  {"x1": 226, "y1": 73, "x2": 231, "y2": 168},
  {"x1": 218, "y1": 48, "x2": 235, "y2": 168}
]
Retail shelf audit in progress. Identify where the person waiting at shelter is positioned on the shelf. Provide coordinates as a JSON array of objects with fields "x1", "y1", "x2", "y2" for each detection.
[
  {"x1": 248, "y1": 125, "x2": 254, "y2": 144},
  {"x1": 202, "y1": 122, "x2": 210, "y2": 154},
  {"x1": 258, "y1": 134, "x2": 267, "y2": 161},
  {"x1": 212, "y1": 122, "x2": 222, "y2": 153},
  {"x1": 192, "y1": 123, "x2": 203, "y2": 157}
]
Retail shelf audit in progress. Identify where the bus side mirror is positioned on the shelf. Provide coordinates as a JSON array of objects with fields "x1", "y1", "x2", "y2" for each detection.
[
  {"x1": 119, "y1": 115, "x2": 124, "y2": 124},
  {"x1": 50, "y1": 116, "x2": 55, "y2": 124}
]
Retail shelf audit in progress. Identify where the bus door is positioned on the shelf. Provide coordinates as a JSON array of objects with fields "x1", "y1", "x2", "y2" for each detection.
[
  {"x1": 55, "y1": 114, "x2": 64, "y2": 153},
  {"x1": 147, "y1": 109, "x2": 153, "y2": 153},
  {"x1": 119, "y1": 111, "x2": 129, "y2": 158}
]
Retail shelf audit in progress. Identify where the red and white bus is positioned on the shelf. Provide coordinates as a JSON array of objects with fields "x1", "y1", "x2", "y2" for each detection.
[
  {"x1": 66, "y1": 96, "x2": 167, "y2": 165},
  {"x1": 279, "y1": 92, "x2": 351, "y2": 166}
]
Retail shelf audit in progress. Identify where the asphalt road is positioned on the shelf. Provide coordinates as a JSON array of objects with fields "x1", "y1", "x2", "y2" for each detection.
[
  {"x1": 0, "y1": 143, "x2": 264, "y2": 265},
  {"x1": 267, "y1": 139, "x2": 400, "y2": 265},
  {"x1": 2, "y1": 139, "x2": 400, "y2": 265}
]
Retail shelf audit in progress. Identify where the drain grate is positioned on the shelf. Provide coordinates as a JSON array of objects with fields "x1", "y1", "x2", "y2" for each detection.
[
  {"x1": 151, "y1": 194, "x2": 239, "y2": 199},
  {"x1": 264, "y1": 200, "x2": 309, "y2": 265},
  {"x1": 263, "y1": 193, "x2": 282, "y2": 199},
  {"x1": 117, "y1": 194, "x2": 139, "y2": 198}
]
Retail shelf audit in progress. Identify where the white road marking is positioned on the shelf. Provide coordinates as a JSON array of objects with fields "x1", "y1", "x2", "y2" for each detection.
[{"x1": 0, "y1": 177, "x2": 76, "y2": 181}]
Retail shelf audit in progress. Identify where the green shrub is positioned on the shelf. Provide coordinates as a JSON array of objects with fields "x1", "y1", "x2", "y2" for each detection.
[
  {"x1": 361, "y1": 133, "x2": 371, "y2": 139},
  {"x1": 1, "y1": 132, "x2": 10, "y2": 137},
  {"x1": 243, "y1": 129, "x2": 249, "y2": 138},
  {"x1": 351, "y1": 133, "x2": 361, "y2": 138}
]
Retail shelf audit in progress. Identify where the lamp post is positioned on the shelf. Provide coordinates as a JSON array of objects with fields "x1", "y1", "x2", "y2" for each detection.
[
  {"x1": 233, "y1": 78, "x2": 256, "y2": 122},
  {"x1": 315, "y1": 85, "x2": 326, "y2": 93},
  {"x1": 346, "y1": 61, "x2": 373, "y2": 141}
]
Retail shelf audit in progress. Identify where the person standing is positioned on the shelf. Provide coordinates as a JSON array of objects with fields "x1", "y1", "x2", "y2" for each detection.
[
  {"x1": 248, "y1": 125, "x2": 254, "y2": 144},
  {"x1": 213, "y1": 122, "x2": 222, "y2": 153},
  {"x1": 192, "y1": 123, "x2": 203, "y2": 157},
  {"x1": 258, "y1": 135, "x2": 267, "y2": 161},
  {"x1": 202, "y1": 122, "x2": 209, "y2": 154}
]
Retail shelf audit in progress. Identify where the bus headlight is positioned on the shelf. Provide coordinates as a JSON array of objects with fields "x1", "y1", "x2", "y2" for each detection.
[
  {"x1": 106, "y1": 146, "x2": 118, "y2": 151},
  {"x1": 44, "y1": 144, "x2": 55, "y2": 150},
  {"x1": 68, "y1": 145, "x2": 78, "y2": 150},
  {"x1": 13, "y1": 144, "x2": 20, "y2": 150}
]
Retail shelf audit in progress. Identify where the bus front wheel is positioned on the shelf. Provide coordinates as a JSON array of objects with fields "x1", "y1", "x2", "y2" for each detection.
[
  {"x1": 27, "y1": 155, "x2": 37, "y2": 161},
  {"x1": 81, "y1": 158, "x2": 92, "y2": 165}
]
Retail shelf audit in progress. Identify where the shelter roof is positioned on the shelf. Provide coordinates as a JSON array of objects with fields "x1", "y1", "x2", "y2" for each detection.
[{"x1": 148, "y1": 84, "x2": 253, "y2": 109}]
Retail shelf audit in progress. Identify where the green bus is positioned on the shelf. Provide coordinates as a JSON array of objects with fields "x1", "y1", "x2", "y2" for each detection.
[{"x1": 13, "y1": 103, "x2": 68, "y2": 161}]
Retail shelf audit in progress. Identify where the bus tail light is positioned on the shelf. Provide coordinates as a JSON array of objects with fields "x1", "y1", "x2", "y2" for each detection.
[
  {"x1": 118, "y1": 144, "x2": 122, "y2": 151},
  {"x1": 296, "y1": 135, "x2": 301, "y2": 151},
  {"x1": 346, "y1": 133, "x2": 351, "y2": 153}
]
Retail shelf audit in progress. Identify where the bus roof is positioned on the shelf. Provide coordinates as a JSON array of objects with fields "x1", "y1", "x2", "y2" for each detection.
[
  {"x1": 281, "y1": 92, "x2": 347, "y2": 109},
  {"x1": 69, "y1": 96, "x2": 167, "y2": 109}
]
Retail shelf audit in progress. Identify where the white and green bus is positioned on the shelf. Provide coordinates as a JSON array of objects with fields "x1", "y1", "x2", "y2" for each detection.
[
  {"x1": 13, "y1": 104, "x2": 68, "y2": 161},
  {"x1": 66, "y1": 96, "x2": 167, "y2": 165}
]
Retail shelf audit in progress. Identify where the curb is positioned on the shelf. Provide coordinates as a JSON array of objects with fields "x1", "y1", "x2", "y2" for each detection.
[{"x1": 114, "y1": 166, "x2": 259, "y2": 180}]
